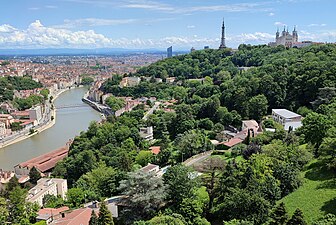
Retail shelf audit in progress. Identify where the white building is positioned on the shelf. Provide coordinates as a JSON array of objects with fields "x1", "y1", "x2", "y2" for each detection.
[
  {"x1": 269, "y1": 26, "x2": 298, "y2": 48},
  {"x1": 139, "y1": 126, "x2": 154, "y2": 141},
  {"x1": 272, "y1": 109, "x2": 302, "y2": 131},
  {"x1": 29, "y1": 105, "x2": 43, "y2": 124},
  {"x1": 27, "y1": 178, "x2": 68, "y2": 207},
  {"x1": 0, "y1": 121, "x2": 6, "y2": 136}
]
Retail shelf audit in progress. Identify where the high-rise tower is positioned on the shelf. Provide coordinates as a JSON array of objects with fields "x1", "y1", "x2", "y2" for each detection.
[{"x1": 219, "y1": 19, "x2": 226, "y2": 49}]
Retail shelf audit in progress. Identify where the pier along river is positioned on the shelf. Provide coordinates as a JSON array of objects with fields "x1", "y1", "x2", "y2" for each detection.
[{"x1": 0, "y1": 87, "x2": 101, "y2": 170}]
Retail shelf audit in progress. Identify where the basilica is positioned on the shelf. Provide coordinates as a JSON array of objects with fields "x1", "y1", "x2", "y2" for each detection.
[{"x1": 269, "y1": 26, "x2": 298, "y2": 48}]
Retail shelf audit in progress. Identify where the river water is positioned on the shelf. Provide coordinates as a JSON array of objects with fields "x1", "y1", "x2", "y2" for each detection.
[{"x1": 0, "y1": 87, "x2": 101, "y2": 170}]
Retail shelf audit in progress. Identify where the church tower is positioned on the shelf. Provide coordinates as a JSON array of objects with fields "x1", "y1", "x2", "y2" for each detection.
[
  {"x1": 276, "y1": 28, "x2": 280, "y2": 40},
  {"x1": 292, "y1": 26, "x2": 298, "y2": 42},
  {"x1": 219, "y1": 19, "x2": 226, "y2": 49}
]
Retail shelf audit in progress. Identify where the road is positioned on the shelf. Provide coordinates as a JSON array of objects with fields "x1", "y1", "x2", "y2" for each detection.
[
  {"x1": 183, "y1": 151, "x2": 213, "y2": 167},
  {"x1": 142, "y1": 102, "x2": 161, "y2": 121}
]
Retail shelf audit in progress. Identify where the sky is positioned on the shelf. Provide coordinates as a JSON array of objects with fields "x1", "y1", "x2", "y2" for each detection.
[{"x1": 0, "y1": 0, "x2": 335, "y2": 50}]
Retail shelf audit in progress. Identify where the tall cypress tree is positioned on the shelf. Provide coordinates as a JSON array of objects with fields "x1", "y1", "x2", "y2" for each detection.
[
  {"x1": 287, "y1": 208, "x2": 307, "y2": 225},
  {"x1": 98, "y1": 201, "x2": 114, "y2": 225},
  {"x1": 29, "y1": 167, "x2": 41, "y2": 184},
  {"x1": 269, "y1": 202, "x2": 288, "y2": 225},
  {"x1": 89, "y1": 210, "x2": 98, "y2": 225}
]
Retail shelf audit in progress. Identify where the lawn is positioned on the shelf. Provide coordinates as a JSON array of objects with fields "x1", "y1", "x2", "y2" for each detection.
[{"x1": 280, "y1": 160, "x2": 336, "y2": 224}]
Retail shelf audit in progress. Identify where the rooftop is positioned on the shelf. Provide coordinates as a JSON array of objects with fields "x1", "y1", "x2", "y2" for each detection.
[
  {"x1": 50, "y1": 208, "x2": 92, "y2": 225},
  {"x1": 272, "y1": 109, "x2": 301, "y2": 119},
  {"x1": 17, "y1": 145, "x2": 69, "y2": 173}
]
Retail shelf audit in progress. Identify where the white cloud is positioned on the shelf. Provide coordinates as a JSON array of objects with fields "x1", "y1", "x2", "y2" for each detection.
[
  {"x1": 63, "y1": 0, "x2": 271, "y2": 13},
  {"x1": 187, "y1": 25, "x2": 195, "y2": 29},
  {"x1": 233, "y1": 32, "x2": 274, "y2": 43},
  {"x1": 268, "y1": 12, "x2": 275, "y2": 16},
  {"x1": 0, "y1": 24, "x2": 17, "y2": 33},
  {"x1": 274, "y1": 21, "x2": 286, "y2": 26},
  {"x1": 45, "y1": 5, "x2": 58, "y2": 9},
  {"x1": 56, "y1": 18, "x2": 137, "y2": 29},
  {"x1": 308, "y1": 23, "x2": 327, "y2": 27},
  {"x1": 0, "y1": 20, "x2": 333, "y2": 49},
  {"x1": 28, "y1": 7, "x2": 40, "y2": 10}
]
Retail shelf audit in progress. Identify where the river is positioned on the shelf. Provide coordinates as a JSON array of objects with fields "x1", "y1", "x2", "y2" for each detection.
[{"x1": 0, "y1": 87, "x2": 101, "y2": 170}]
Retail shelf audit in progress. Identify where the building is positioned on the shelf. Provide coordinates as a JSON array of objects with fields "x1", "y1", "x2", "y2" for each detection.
[
  {"x1": 149, "y1": 146, "x2": 161, "y2": 155},
  {"x1": 36, "y1": 206, "x2": 69, "y2": 223},
  {"x1": 167, "y1": 46, "x2": 173, "y2": 58},
  {"x1": 139, "y1": 126, "x2": 154, "y2": 141},
  {"x1": 0, "y1": 121, "x2": 6, "y2": 136},
  {"x1": 14, "y1": 142, "x2": 71, "y2": 176},
  {"x1": 219, "y1": 19, "x2": 226, "y2": 49},
  {"x1": 119, "y1": 77, "x2": 141, "y2": 88},
  {"x1": 0, "y1": 169, "x2": 15, "y2": 190},
  {"x1": 269, "y1": 26, "x2": 298, "y2": 48},
  {"x1": 27, "y1": 178, "x2": 68, "y2": 207},
  {"x1": 272, "y1": 109, "x2": 302, "y2": 130},
  {"x1": 29, "y1": 105, "x2": 43, "y2": 123},
  {"x1": 190, "y1": 47, "x2": 195, "y2": 52},
  {"x1": 50, "y1": 208, "x2": 92, "y2": 225}
]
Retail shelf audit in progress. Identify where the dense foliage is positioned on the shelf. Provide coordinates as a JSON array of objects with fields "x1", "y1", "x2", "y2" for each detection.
[
  {"x1": 48, "y1": 44, "x2": 336, "y2": 225},
  {"x1": 0, "y1": 76, "x2": 42, "y2": 102}
]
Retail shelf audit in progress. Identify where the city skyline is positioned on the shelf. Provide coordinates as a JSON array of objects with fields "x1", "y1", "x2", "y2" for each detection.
[{"x1": 0, "y1": 0, "x2": 335, "y2": 50}]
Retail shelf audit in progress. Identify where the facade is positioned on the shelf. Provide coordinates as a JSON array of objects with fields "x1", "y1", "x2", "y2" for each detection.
[
  {"x1": 272, "y1": 109, "x2": 302, "y2": 130},
  {"x1": 15, "y1": 142, "x2": 71, "y2": 176},
  {"x1": 139, "y1": 126, "x2": 154, "y2": 141},
  {"x1": 29, "y1": 105, "x2": 43, "y2": 123},
  {"x1": 167, "y1": 46, "x2": 173, "y2": 58},
  {"x1": 27, "y1": 178, "x2": 68, "y2": 207},
  {"x1": 0, "y1": 121, "x2": 6, "y2": 136},
  {"x1": 269, "y1": 26, "x2": 298, "y2": 48},
  {"x1": 119, "y1": 77, "x2": 141, "y2": 88},
  {"x1": 219, "y1": 19, "x2": 226, "y2": 49}
]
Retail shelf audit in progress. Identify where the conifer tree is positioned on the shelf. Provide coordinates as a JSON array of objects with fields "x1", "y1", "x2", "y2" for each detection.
[
  {"x1": 29, "y1": 166, "x2": 41, "y2": 184},
  {"x1": 287, "y1": 208, "x2": 307, "y2": 225},
  {"x1": 269, "y1": 202, "x2": 288, "y2": 225},
  {"x1": 89, "y1": 210, "x2": 98, "y2": 225},
  {"x1": 98, "y1": 201, "x2": 114, "y2": 225}
]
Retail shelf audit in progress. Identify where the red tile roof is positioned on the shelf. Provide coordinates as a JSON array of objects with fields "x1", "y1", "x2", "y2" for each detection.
[
  {"x1": 38, "y1": 206, "x2": 69, "y2": 218},
  {"x1": 17, "y1": 146, "x2": 69, "y2": 173},
  {"x1": 221, "y1": 138, "x2": 244, "y2": 148},
  {"x1": 149, "y1": 146, "x2": 161, "y2": 155},
  {"x1": 50, "y1": 208, "x2": 92, "y2": 225}
]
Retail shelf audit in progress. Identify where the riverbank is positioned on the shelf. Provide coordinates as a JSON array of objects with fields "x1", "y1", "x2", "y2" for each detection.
[{"x1": 0, "y1": 88, "x2": 73, "y2": 149}]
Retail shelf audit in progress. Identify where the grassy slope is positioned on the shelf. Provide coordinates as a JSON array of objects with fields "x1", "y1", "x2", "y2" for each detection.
[{"x1": 280, "y1": 160, "x2": 336, "y2": 224}]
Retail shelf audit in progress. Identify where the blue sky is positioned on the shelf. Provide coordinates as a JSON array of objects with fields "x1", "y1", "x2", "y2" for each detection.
[{"x1": 0, "y1": 0, "x2": 335, "y2": 49}]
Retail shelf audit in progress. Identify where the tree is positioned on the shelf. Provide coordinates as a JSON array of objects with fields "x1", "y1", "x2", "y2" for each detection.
[
  {"x1": 135, "y1": 151, "x2": 154, "y2": 167},
  {"x1": 89, "y1": 210, "x2": 98, "y2": 225},
  {"x1": 0, "y1": 197, "x2": 9, "y2": 224},
  {"x1": 8, "y1": 187, "x2": 29, "y2": 223},
  {"x1": 163, "y1": 165, "x2": 197, "y2": 206},
  {"x1": 76, "y1": 164, "x2": 120, "y2": 199},
  {"x1": 105, "y1": 96, "x2": 125, "y2": 111},
  {"x1": 40, "y1": 89, "x2": 50, "y2": 101},
  {"x1": 287, "y1": 208, "x2": 307, "y2": 225},
  {"x1": 98, "y1": 202, "x2": 114, "y2": 225},
  {"x1": 66, "y1": 188, "x2": 86, "y2": 208},
  {"x1": 145, "y1": 215, "x2": 186, "y2": 225},
  {"x1": 119, "y1": 171, "x2": 166, "y2": 223},
  {"x1": 301, "y1": 112, "x2": 331, "y2": 152},
  {"x1": 175, "y1": 129, "x2": 213, "y2": 160},
  {"x1": 248, "y1": 94, "x2": 268, "y2": 122},
  {"x1": 314, "y1": 214, "x2": 336, "y2": 225},
  {"x1": 81, "y1": 77, "x2": 95, "y2": 85},
  {"x1": 29, "y1": 166, "x2": 41, "y2": 184},
  {"x1": 269, "y1": 202, "x2": 288, "y2": 225},
  {"x1": 178, "y1": 187, "x2": 210, "y2": 224}
]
